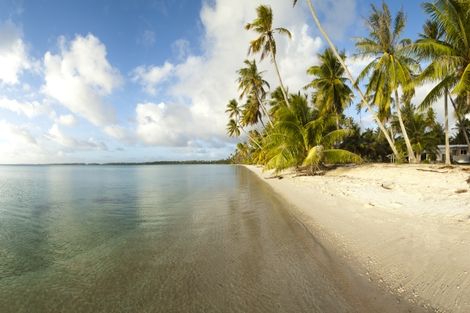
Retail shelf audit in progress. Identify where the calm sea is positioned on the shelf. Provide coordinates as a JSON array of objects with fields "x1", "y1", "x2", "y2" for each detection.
[{"x1": 0, "y1": 165, "x2": 427, "y2": 313}]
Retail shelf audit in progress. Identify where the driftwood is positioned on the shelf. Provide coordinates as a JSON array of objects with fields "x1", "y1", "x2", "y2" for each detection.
[
  {"x1": 266, "y1": 175, "x2": 283, "y2": 180},
  {"x1": 438, "y1": 165, "x2": 455, "y2": 170},
  {"x1": 416, "y1": 168, "x2": 448, "y2": 174}
]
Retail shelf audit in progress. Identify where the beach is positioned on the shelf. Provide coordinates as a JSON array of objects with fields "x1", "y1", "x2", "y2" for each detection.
[{"x1": 245, "y1": 164, "x2": 470, "y2": 313}]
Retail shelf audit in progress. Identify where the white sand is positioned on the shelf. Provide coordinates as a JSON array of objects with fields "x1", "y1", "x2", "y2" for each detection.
[{"x1": 245, "y1": 164, "x2": 470, "y2": 313}]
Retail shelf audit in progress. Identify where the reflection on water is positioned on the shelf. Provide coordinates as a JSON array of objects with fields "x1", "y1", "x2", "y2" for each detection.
[{"x1": 0, "y1": 165, "x2": 426, "y2": 313}]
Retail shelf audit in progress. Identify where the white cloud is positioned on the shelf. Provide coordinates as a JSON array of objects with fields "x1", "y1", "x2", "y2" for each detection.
[
  {"x1": 136, "y1": 102, "x2": 191, "y2": 146},
  {"x1": 0, "y1": 120, "x2": 53, "y2": 164},
  {"x1": 0, "y1": 21, "x2": 36, "y2": 85},
  {"x1": 131, "y1": 62, "x2": 174, "y2": 95},
  {"x1": 104, "y1": 124, "x2": 133, "y2": 142},
  {"x1": 0, "y1": 120, "x2": 37, "y2": 145},
  {"x1": 0, "y1": 97, "x2": 51, "y2": 118},
  {"x1": 56, "y1": 114, "x2": 77, "y2": 126},
  {"x1": 47, "y1": 123, "x2": 107, "y2": 150},
  {"x1": 42, "y1": 34, "x2": 122, "y2": 127},
  {"x1": 346, "y1": 55, "x2": 375, "y2": 83},
  {"x1": 413, "y1": 82, "x2": 458, "y2": 134}
]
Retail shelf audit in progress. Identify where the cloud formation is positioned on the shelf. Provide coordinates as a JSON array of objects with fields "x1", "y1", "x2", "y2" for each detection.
[
  {"x1": 136, "y1": 102, "x2": 191, "y2": 146},
  {"x1": 47, "y1": 123, "x2": 108, "y2": 151},
  {"x1": 0, "y1": 21, "x2": 36, "y2": 85},
  {"x1": 0, "y1": 97, "x2": 51, "y2": 118},
  {"x1": 132, "y1": 62, "x2": 174, "y2": 95},
  {"x1": 42, "y1": 34, "x2": 122, "y2": 127}
]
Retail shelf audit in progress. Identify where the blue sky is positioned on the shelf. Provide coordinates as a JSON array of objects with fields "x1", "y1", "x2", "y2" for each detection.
[{"x1": 0, "y1": 0, "x2": 435, "y2": 163}]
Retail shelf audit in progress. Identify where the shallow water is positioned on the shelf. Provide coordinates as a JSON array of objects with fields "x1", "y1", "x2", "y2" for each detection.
[{"x1": 0, "y1": 165, "x2": 427, "y2": 312}]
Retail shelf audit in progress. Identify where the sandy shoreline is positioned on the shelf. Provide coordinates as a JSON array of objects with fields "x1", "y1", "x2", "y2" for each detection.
[{"x1": 244, "y1": 164, "x2": 470, "y2": 313}]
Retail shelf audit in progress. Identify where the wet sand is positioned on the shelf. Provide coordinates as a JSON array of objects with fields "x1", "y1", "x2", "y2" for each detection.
[{"x1": 245, "y1": 164, "x2": 470, "y2": 313}]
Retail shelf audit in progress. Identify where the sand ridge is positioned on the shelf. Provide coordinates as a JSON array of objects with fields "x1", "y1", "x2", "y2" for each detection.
[{"x1": 245, "y1": 164, "x2": 470, "y2": 313}]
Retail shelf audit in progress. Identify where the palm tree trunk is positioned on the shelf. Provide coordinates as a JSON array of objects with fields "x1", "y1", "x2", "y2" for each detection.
[
  {"x1": 449, "y1": 96, "x2": 470, "y2": 151},
  {"x1": 444, "y1": 89, "x2": 451, "y2": 165},
  {"x1": 240, "y1": 127, "x2": 262, "y2": 149},
  {"x1": 394, "y1": 90, "x2": 417, "y2": 163},
  {"x1": 304, "y1": 0, "x2": 400, "y2": 160},
  {"x1": 269, "y1": 40, "x2": 291, "y2": 107},
  {"x1": 259, "y1": 117, "x2": 266, "y2": 129},
  {"x1": 389, "y1": 123, "x2": 395, "y2": 144},
  {"x1": 255, "y1": 92, "x2": 273, "y2": 126}
]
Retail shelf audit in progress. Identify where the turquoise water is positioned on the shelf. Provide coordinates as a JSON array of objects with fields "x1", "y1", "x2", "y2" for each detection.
[{"x1": 0, "y1": 165, "x2": 425, "y2": 313}]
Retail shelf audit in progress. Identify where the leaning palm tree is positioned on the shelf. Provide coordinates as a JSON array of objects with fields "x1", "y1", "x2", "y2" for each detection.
[
  {"x1": 245, "y1": 5, "x2": 291, "y2": 107},
  {"x1": 305, "y1": 48, "x2": 353, "y2": 129},
  {"x1": 225, "y1": 99, "x2": 262, "y2": 149},
  {"x1": 292, "y1": 0, "x2": 400, "y2": 160},
  {"x1": 241, "y1": 94, "x2": 264, "y2": 128},
  {"x1": 263, "y1": 94, "x2": 361, "y2": 174},
  {"x1": 413, "y1": 0, "x2": 470, "y2": 153},
  {"x1": 237, "y1": 59, "x2": 272, "y2": 125},
  {"x1": 355, "y1": 3, "x2": 419, "y2": 163}
]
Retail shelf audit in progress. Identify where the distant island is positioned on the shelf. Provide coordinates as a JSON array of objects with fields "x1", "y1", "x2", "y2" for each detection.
[{"x1": 1, "y1": 160, "x2": 231, "y2": 166}]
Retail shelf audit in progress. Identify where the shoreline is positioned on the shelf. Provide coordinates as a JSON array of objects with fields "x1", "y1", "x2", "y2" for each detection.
[{"x1": 244, "y1": 164, "x2": 470, "y2": 313}]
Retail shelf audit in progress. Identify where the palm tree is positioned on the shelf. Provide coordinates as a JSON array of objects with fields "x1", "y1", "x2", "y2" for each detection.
[
  {"x1": 450, "y1": 95, "x2": 470, "y2": 148},
  {"x1": 355, "y1": 3, "x2": 419, "y2": 163},
  {"x1": 242, "y1": 94, "x2": 265, "y2": 128},
  {"x1": 392, "y1": 101, "x2": 442, "y2": 161},
  {"x1": 413, "y1": 0, "x2": 470, "y2": 153},
  {"x1": 415, "y1": 19, "x2": 451, "y2": 164},
  {"x1": 233, "y1": 142, "x2": 250, "y2": 164},
  {"x1": 292, "y1": 0, "x2": 400, "y2": 160},
  {"x1": 268, "y1": 86, "x2": 288, "y2": 118},
  {"x1": 237, "y1": 59, "x2": 272, "y2": 125},
  {"x1": 225, "y1": 99, "x2": 262, "y2": 149},
  {"x1": 263, "y1": 94, "x2": 361, "y2": 174},
  {"x1": 305, "y1": 48, "x2": 353, "y2": 129},
  {"x1": 245, "y1": 5, "x2": 291, "y2": 107}
]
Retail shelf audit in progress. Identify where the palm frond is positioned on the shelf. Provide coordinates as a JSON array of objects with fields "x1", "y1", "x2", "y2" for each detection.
[
  {"x1": 453, "y1": 63, "x2": 470, "y2": 95},
  {"x1": 322, "y1": 149, "x2": 363, "y2": 164}
]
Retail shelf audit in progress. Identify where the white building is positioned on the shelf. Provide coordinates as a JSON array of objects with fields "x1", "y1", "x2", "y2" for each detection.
[{"x1": 436, "y1": 145, "x2": 469, "y2": 164}]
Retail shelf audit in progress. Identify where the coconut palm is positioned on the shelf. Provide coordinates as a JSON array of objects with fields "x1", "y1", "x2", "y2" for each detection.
[
  {"x1": 355, "y1": 3, "x2": 419, "y2": 163},
  {"x1": 392, "y1": 102, "x2": 442, "y2": 161},
  {"x1": 292, "y1": 0, "x2": 400, "y2": 160},
  {"x1": 450, "y1": 95, "x2": 470, "y2": 147},
  {"x1": 225, "y1": 99, "x2": 262, "y2": 149},
  {"x1": 241, "y1": 94, "x2": 264, "y2": 127},
  {"x1": 452, "y1": 118, "x2": 470, "y2": 145},
  {"x1": 245, "y1": 5, "x2": 291, "y2": 107},
  {"x1": 268, "y1": 86, "x2": 288, "y2": 118},
  {"x1": 305, "y1": 48, "x2": 353, "y2": 129},
  {"x1": 226, "y1": 99, "x2": 241, "y2": 137},
  {"x1": 263, "y1": 94, "x2": 361, "y2": 174},
  {"x1": 237, "y1": 59, "x2": 272, "y2": 125},
  {"x1": 413, "y1": 0, "x2": 470, "y2": 153},
  {"x1": 415, "y1": 19, "x2": 452, "y2": 164}
]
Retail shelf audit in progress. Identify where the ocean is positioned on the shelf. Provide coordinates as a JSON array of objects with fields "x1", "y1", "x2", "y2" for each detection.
[{"x1": 0, "y1": 165, "x2": 423, "y2": 312}]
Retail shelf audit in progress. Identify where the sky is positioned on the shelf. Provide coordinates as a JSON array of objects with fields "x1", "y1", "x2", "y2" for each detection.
[{"x1": 0, "y1": 0, "x2": 442, "y2": 164}]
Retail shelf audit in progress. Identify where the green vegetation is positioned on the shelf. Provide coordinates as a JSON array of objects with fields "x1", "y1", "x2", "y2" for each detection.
[{"x1": 227, "y1": 1, "x2": 470, "y2": 173}]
